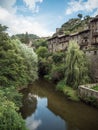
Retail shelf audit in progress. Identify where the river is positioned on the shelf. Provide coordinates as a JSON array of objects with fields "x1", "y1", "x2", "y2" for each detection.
[{"x1": 20, "y1": 79, "x2": 98, "y2": 130}]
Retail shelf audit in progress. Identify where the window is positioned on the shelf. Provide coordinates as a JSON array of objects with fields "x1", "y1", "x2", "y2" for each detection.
[{"x1": 94, "y1": 50, "x2": 97, "y2": 55}]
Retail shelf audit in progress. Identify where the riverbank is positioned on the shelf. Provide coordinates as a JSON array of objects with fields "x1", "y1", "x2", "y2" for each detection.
[
  {"x1": 20, "y1": 79, "x2": 98, "y2": 130},
  {"x1": 56, "y1": 80, "x2": 80, "y2": 102}
]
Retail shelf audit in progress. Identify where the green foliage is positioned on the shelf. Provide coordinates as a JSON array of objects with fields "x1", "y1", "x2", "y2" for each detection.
[
  {"x1": 56, "y1": 15, "x2": 91, "y2": 35},
  {"x1": 0, "y1": 28, "x2": 38, "y2": 87},
  {"x1": 50, "y1": 64, "x2": 65, "y2": 81},
  {"x1": 0, "y1": 24, "x2": 39, "y2": 130},
  {"x1": 36, "y1": 46, "x2": 48, "y2": 58},
  {"x1": 38, "y1": 57, "x2": 51, "y2": 77},
  {"x1": 52, "y1": 52, "x2": 64, "y2": 63},
  {"x1": 0, "y1": 91, "x2": 27, "y2": 130},
  {"x1": 17, "y1": 40, "x2": 38, "y2": 84},
  {"x1": 0, "y1": 24, "x2": 8, "y2": 33},
  {"x1": 34, "y1": 38, "x2": 50, "y2": 77},
  {"x1": 37, "y1": 50, "x2": 65, "y2": 81},
  {"x1": 64, "y1": 40, "x2": 90, "y2": 88},
  {"x1": 25, "y1": 32, "x2": 30, "y2": 44},
  {"x1": 0, "y1": 87, "x2": 22, "y2": 108},
  {"x1": 11, "y1": 33, "x2": 39, "y2": 44},
  {"x1": 91, "y1": 85, "x2": 98, "y2": 91},
  {"x1": 82, "y1": 96, "x2": 98, "y2": 108},
  {"x1": 34, "y1": 38, "x2": 48, "y2": 49},
  {"x1": 77, "y1": 13, "x2": 83, "y2": 19},
  {"x1": 56, "y1": 80, "x2": 79, "y2": 101},
  {"x1": 56, "y1": 80, "x2": 65, "y2": 91}
]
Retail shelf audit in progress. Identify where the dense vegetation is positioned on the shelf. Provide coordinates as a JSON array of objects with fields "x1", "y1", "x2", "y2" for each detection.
[
  {"x1": 0, "y1": 24, "x2": 38, "y2": 129},
  {"x1": 64, "y1": 41, "x2": 90, "y2": 88},
  {"x1": 0, "y1": 14, "x2": 94, "y2": 129},
  {"x1": 36, "y1": 38, "x2": 91, "y2": 101},
  {"x1": 12, "y1": 32, "x2": 39, "y2": 44},
  {"x1": 53, "y1": 14, "x2": 91, "y2": 36}
]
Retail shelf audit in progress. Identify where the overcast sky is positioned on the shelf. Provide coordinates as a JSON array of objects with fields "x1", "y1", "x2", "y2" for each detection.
[{"x1": 0, "y1": 0, "x2": 98, "y2": 37}]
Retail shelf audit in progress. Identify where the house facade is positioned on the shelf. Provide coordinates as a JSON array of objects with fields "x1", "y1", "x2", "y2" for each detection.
[
  {"x1": 48, "y1": 15, "x2": 98, "y2": 53},
  {"x1": 47, "y1": 15, "x2": 98, "y2": 82}
]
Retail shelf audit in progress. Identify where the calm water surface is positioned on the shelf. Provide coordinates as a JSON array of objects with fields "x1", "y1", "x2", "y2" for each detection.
[{"x1": 21, "y1": 79, "x2": 98, "y2": 130}]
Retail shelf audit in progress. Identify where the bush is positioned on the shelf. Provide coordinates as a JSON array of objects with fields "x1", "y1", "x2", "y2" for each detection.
[
  {"x1": 52, "y1": 52, "x2": 64, "y2": 63},
  {"x1": 56, "y1": 80, "x2": 80, "y2": 101},
  {"x1": 50, "y1": 64, "x2": 65, "y2": 82},
  {"x1": 0, "y1": 87, "x2": 22, "y2": 108},
  {"x1": 0, "y1": 91, "x2": 27, "y2": 130},
  {"x1": 36, "y1": 46, "x2": 48, "y2": 58},
  {"x1": 56, "y1": 80, "x2": 65, "y2": 91}
]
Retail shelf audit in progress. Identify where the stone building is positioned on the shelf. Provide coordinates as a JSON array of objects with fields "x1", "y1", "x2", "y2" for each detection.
[
  {"x1": 89, "y1": 15, "x2": 98, "y2": 48},
  {"x1": 47, "y1": 15, "x2": 98, "y2": 53},
  {"x1": 47, "y1": 15, "x2": 98, "y2": 82}
]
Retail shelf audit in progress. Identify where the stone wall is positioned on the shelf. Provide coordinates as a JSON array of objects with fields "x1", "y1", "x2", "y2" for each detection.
[
  {"x1": 78, "y1": 84, "x2": 98, "y2": 99},
  {"x1": 78, "y1": 84, "x2": 98, "y2": 107},
  {"x1": 86, "y1": 50, "x2": 98, "y2": 82}
]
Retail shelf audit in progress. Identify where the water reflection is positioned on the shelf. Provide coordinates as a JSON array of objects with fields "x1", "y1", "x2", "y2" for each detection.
[
  {"x1": 21, "y1": 93, "x2": 37, "y2": 118},
  {"x1": 26, "y1": 115, "x2": 42, "y2": 130},
  {"x1": 21, "y1": 80, "x2": 98, "y2": 130}
]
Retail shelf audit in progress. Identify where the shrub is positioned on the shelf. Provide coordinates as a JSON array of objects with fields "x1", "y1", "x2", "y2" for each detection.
[
  {"x1": 0, "y1": 87, "x2": 22, "y2": 108},
  {"x1": 56, "y1": 80, "x2": 79, "y2": 101},
  {"x1": 50, "y1": 64, "x2": 65, "y2": 82},
  {"x1": 0, "y1": 91, "x2": 27, "y2": 130}
]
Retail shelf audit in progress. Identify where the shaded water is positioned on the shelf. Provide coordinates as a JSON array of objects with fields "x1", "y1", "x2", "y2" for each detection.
[{"x1": 21, "y1": 79, "x2": 98, "y2": 130}]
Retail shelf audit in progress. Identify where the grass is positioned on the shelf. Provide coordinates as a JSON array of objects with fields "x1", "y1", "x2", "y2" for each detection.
[
  {"x1": 56, "y1": 80, "x2": 80, "y2": 101},
  {"x1": 92, "y1": 85, "x2": 98, "y2": 91},
  {"x1": 63, "y1": 86, "x2": 80, "y2": 101}
]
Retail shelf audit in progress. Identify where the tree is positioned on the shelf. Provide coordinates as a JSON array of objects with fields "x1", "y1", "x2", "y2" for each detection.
[
  {"x1": 77, "y1": 13, "x2": 83, "y2": 19},
  {"x1": 0, "y1": 24, "x2": 8, "y2": 33},
  {"x1": 84, "y1": 15, "x2": 91, "y2": 24},
  {"x1": 17, "y1": 40, "x2": 38, "y2": 83},
  {"x1": 0, "y1": 24, "x2": 38, "y2": 87},
  {"x1": 52, "y1": 52, "x2": 64, "y2": 64},
  {"x1": 34, "y1": 38, "x2": 48, "y2": 49},
  {"x1": 36, "y1": 46, "x2": 48, "y2": 58},
  {"x1": 64, "y1": 40, "x2": 90, "y2": 88},
  {"x1": 84, "y1": 15, "x2": 90, "y2": 20},
  {"x1": 25, "y1": 32, "x2": 30, "y2": 44}
]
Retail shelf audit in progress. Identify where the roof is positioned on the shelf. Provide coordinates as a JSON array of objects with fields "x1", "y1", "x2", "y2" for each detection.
[
  {"x1": 90, "y1": 15, "x2": 98, "y2": 22},
  {"x1": 79, "y1": 29, "x2": 90, "y2": 34}
]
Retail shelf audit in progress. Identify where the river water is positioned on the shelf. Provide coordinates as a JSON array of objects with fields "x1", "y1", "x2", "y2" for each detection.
[{"x1": 20, "y1": 79, "x2": 98, "y2": 130}]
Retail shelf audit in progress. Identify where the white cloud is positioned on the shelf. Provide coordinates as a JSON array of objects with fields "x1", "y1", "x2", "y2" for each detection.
[
  {"x1": 92, "y1": 9, "x2": 98, "y2": 17},
  {"x1": 65, "y1": 0, "x2": 98, "y2": 15},
  {"x1": 23, "y1": 0, "x2": 43, "y2": 12},
  {"x1": 0, "y1": 0, "x2": 16, "y2": 13},
  {"x1": 26, "y1": 117, "x2": 42, "y2": 130},
  {"x1": 0, "y1": 7, "x2": 53, "y2": 37}
]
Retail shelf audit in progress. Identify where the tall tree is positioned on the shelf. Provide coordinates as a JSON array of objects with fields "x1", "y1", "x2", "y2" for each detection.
[
  {"x1": 77, "y1": 13, "x2": 83, "y2": 19},
  {"x1": 64, "y1": 40, "x2": 90, "y2": 88},
  {"x1": 25, "y1": 32, "x2": 30, "y2": 44}
]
